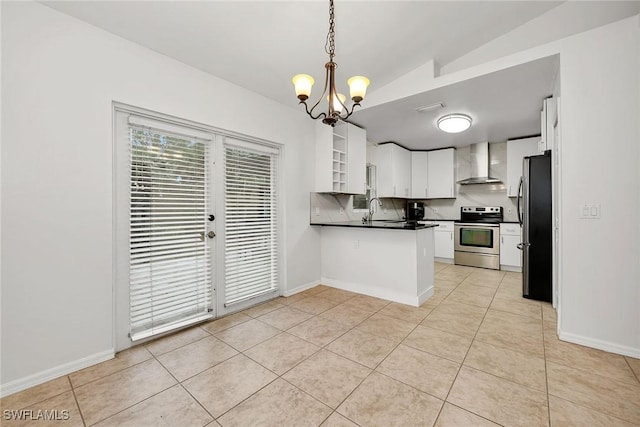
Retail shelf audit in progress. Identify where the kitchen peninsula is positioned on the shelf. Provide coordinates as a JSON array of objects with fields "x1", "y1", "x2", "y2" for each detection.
[{"x1": 311, "y1": 221, "x2": 437, "y2": 306}]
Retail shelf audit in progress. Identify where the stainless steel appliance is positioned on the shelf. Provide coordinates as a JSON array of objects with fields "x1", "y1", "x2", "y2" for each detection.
[
  {"x1": 456, "y1": 142, "x2": 502, "y2": 185},
  {"x1": 454, "y1": 206, "x2": 503, "y2": 270},
  {"x1": 406, "y1": 202, "x2": 425, "y2": 222},
  {"x1": 517, "y1": 151, "x2": 552, "y2": 302}
]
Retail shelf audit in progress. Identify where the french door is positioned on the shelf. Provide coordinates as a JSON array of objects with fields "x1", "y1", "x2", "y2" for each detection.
[
  {"x1": 119, "y1": 113, "x2": 217, "y2": 345},
  {"x1": 114, "y1": 104, "x2": 281, "y2": 350}
]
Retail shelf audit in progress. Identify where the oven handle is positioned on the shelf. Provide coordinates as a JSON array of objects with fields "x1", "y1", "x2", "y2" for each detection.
[{"x1": 454, "y1": 223, "x2": 500, "y2": 228}]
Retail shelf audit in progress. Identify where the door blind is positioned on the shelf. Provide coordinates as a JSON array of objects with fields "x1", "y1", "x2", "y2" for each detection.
[
  {"x1": 224, "y1": 143, "x2": 279, "y2": 306},
  {"x1": 129, "y1": 124, "x2": 213, "y2": 340}
]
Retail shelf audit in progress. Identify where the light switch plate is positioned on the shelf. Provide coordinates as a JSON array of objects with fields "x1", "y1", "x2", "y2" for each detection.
[{"x1": 579, "y1": 203, "x2": 601, "y2": 219}]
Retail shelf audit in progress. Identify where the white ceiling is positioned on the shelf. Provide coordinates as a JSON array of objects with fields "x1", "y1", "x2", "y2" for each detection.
[
  {"x1": 351, "y1": 54, "x2": 560, "y2": 150},
  {"x1": 42, "y1": 1, "x2": 640, "y2": 150}
]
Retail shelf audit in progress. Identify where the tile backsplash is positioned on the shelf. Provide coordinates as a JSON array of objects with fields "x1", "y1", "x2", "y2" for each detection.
[
  {"x1": 310, "y1": 193, "x2": 405, "y2": 223},
  {"x1": 417, "y1": 142, "x2": 520, "y2": 222}
]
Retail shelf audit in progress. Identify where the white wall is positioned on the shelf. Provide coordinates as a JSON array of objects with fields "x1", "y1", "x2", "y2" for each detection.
[
  {"x1": 364, "y1": 14, "x2": 640, "y2": 357},
  {"x1": 445, "y1": 14, "x2": 640, "y2": 358},
  {"x1": 555, "y1": 16, "x2": 639, "y2": 356},
  {"x1": 0, "y1": 1, "x2": 321, "y2": 392}
]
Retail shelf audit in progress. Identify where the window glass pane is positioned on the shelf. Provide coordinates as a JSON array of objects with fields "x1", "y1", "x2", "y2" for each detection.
[
  {"x1": 129, "y1": 126, "x2": 213, "y2": 340},
  {"x1": 460, "y1": 228, "x2": 493, "y2": 248},
  {"x1": 224, "y1": 144, "x2": 279, "y2": 306}
]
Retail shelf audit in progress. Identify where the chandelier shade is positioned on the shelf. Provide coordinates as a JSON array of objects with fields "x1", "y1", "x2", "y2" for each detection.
[{"x1": 292, "y1": 0, "x2": 370, "y2": 126}]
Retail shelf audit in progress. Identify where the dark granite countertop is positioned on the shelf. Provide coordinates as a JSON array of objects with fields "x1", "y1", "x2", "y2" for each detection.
[
  {"x1": 310, "y1": 220, "x2": 438, "y2": 230},
  {"x1": 422, "y1": 218, "x2": 459, "y2": 222}
]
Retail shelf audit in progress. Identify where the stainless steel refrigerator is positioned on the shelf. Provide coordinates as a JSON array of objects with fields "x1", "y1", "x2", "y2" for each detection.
[{"x1": 517, "y1": 151, "x2": 552, "y2": 302}]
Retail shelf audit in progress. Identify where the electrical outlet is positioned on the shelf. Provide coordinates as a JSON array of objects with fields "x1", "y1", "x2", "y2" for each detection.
[
  {"x1": 507, "y1": 208, "x2": 512, "y2": 214},
  {"x1": 339, "y1": 207, "x2": 344, "y2": 215},
  {"x1": 315, "y1": 207, "x2": 320, "y2": 216},
  {"x1": 433, "y1": 207, "x2": 439, "y2": 213},
  {"x1": 383, "y1": 208, "x2": 387, "y2": 215}
]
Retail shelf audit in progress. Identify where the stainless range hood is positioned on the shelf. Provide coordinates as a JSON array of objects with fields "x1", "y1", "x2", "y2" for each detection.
[{"x1": 456, "y1": 142, "x2": 502, "y2": 185}]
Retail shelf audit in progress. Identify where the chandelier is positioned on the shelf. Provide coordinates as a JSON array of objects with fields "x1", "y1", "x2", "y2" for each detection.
[{"x1": 292, "y1": 0, "x2": 370, "y2": 126}]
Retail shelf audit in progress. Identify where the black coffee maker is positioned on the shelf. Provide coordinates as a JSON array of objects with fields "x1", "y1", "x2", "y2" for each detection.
[{"x1": 406, "y1": 202, "x2": 425, "y2": 222}]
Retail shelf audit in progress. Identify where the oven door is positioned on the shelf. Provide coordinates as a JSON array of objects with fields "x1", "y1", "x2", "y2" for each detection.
[{"x1": 454, "y1": 223, "x2": 500, "y2": 255}]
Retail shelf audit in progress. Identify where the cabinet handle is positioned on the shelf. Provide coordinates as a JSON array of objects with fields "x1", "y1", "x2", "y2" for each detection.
[
  {"x1": 450, "y1": 232, "x2": 453, "y2": 240},
  {"x1": 501, "y1": 236, "x2": 504, "y2": 244}
]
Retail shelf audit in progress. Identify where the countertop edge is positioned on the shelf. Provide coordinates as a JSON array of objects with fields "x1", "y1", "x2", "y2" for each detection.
[{"x1": 310, "y1": 222, "x2": 438, "y2": 230}]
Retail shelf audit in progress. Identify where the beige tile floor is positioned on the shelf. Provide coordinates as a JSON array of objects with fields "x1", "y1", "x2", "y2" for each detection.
[{"x1": 3, "y1": 263, "x2": 640, "y2": 426}]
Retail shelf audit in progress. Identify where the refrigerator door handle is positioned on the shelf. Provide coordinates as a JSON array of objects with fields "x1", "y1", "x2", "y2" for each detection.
[
  {"x1": 516, "y1": 242, "x2": 530, "y2": 250},
  {"x1": 516, "y1": 176, "x2": 524, "y2": 225}
]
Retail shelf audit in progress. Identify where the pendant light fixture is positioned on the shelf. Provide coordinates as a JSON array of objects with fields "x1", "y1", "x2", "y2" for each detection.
[{"x1": 292, "y1": 0, "x2": 370, "y2": 126}]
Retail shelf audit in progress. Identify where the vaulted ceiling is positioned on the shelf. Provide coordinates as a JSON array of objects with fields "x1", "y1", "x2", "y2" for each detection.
[{"x1": 42, "y1": 1, "x2": 640, "y2": 149}]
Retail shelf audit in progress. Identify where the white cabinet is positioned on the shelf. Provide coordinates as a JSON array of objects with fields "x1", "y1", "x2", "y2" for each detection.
[
  {"x1": 377, "y1": 143, "x2": 411, "y2": 198},
  {"x1": 540, "y1": 97, "x2": 557, "y2": 153},
  {"x1": 506, "y1": 137, "x2": 539, "y2": 197},
  {"x1": 411, "y1": 148, "x2": 456, "y2": 199},
  {"x1": 315, "y1": 122, "x2": 366, "y2": 194},
  {"x1": 411, "y1": 152, "x2": 429, "y2": 198},
  {"x1": 500, "y1": 223, "x2": 522, "y2": 271},
  {"x1": 425, "y1": 221, "x2": 454, "y2": 260},
  {"x1": 427, "y1": 148, "x2": 456, "y2": 199}
]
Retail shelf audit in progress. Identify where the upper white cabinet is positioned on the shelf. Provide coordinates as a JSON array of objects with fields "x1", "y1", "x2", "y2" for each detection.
[
  {"x1": 506, "y1": 137, "x2": 539, "y2": 197},
  {"x1": 427, "y1": 148, "x2": 456, "y2": 199},
  {"x1": 411, "y1": 148, "x2": 456, "y2": 199},
  {"x1": 315, "y1": 122, "x2": 366, "y2": 194},
  {"x1": 411, "y1": 152, "x2": 429, "y2": 199},
  {"x1": 540, "y1": 97, "x2": 557, "y2": 153},
  {"x1": 377, "y1": 143, "x2": 411, "y2": 198}
]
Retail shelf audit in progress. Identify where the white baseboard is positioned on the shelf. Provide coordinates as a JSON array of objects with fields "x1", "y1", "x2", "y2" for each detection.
[
  {"x1": 417, "y1": 286, "x2": 435, "y2": 306},
  {"x1": 281, "y1": 279, "x2": 322, "y2": 297},
  {"x1": 558, "y1": 331, "x2": 640, "y2": 359},
  {"x1": 500, "y1": 265, "x2": 522, "y2": 272},
  {"x1": 434, "y1": 257, "x2": 454, "y2": 264},
  {"x1": 0, "y1": 349, "x2": 114, "y2": 398},
  {"x1": 321, "y1": 277, "x2": 432, "y2": 307}
]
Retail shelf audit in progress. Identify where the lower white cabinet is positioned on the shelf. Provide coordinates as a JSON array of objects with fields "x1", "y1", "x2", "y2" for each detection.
[
  {"x1": 426, "y1": 221, "x2": 454, "y2": 260},
  {"x1": 500, "y1": 223, "x2": 522, "y2": 271}
]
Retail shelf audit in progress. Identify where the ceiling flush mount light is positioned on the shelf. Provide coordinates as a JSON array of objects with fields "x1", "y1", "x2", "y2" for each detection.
[
  {"x1": 292, "y1": 0, "x2": 370, "y2": 126},
  {"x1": 437, "y1": 114, "x2": 472, "y2": 133}
]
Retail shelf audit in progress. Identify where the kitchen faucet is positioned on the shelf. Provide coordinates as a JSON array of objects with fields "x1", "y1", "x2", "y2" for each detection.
[{"x1": 363, "y1": 197, "x2": 382, "y2": 223}]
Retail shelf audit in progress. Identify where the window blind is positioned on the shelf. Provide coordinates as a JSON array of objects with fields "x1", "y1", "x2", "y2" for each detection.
[
  {"x1": 129, "y1": 124, "x2": 213, "y2": 340},
  {"x1": 224, "y1": 142, "x2": 279, "y2": 306}
]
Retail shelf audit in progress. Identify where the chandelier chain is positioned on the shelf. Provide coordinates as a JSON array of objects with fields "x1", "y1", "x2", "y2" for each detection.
[{"x1": 325, "y1": 0, "x2": 336, "y2": 61}]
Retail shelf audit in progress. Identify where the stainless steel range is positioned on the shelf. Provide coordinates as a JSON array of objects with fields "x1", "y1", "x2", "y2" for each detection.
[{"x1": 454, "y1": 206, "x2": 503, "y2": 270}]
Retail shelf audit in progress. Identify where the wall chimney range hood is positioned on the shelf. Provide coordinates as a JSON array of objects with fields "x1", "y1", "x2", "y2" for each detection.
[{"x1": 456, "y1": 142, "x2": 502, "y2": 185}]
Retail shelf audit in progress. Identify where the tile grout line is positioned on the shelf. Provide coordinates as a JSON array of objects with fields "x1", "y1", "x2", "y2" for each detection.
[
  {"x1": 83, "y1": 351, "x2": 185, "y2": 426},
  {"x1": 332, "y1": 266, "x2": 470, "y2": 426},
  {"x1": 434, "y1": 268, "x2": 482, "y2": 423},
  {"x1": 436, "y1": 268, "x2": 524, "y2": 425},
  {"x1": 623, "y1": 356, "x2": 640, "y2": 384},
  {"x1": 67, "y1": 376, "x2": 88, "y2": 427}
]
